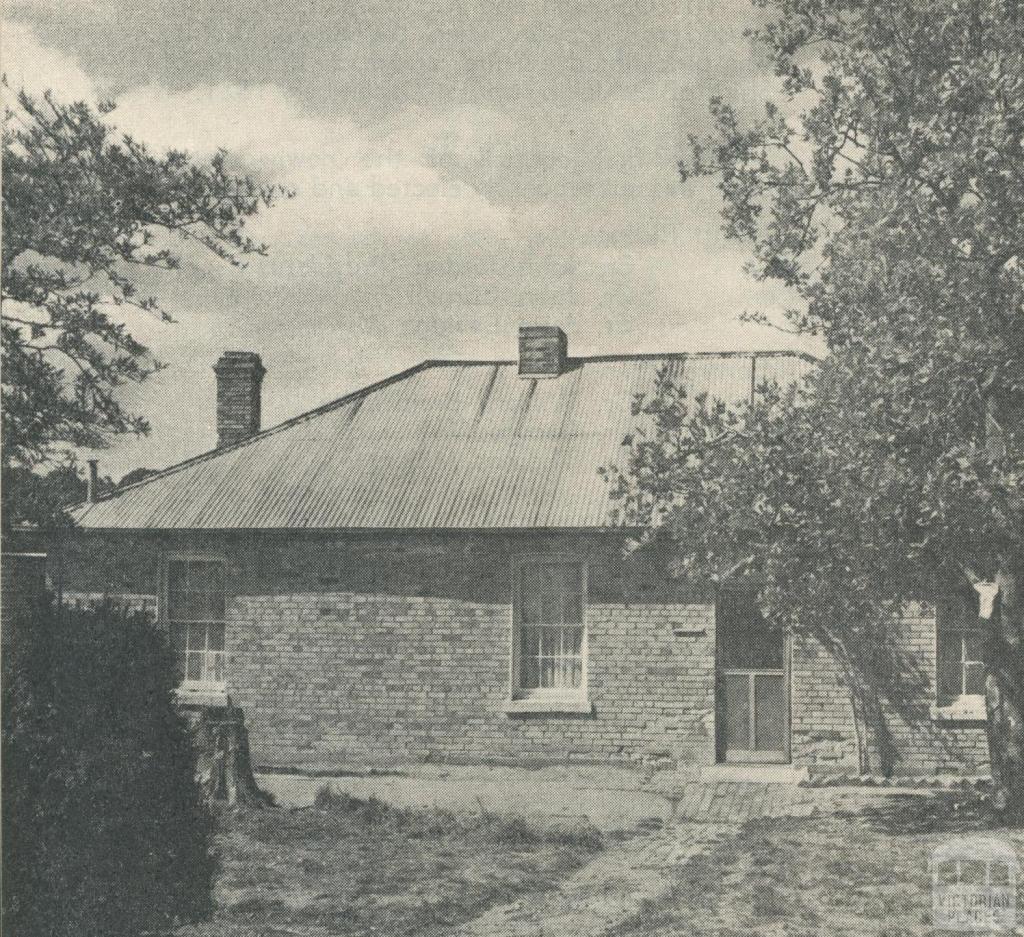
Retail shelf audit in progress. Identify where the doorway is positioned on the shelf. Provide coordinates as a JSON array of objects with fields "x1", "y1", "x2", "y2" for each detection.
[{"x1": 716, "y1": 589, "x2": 790, "y2": 763}]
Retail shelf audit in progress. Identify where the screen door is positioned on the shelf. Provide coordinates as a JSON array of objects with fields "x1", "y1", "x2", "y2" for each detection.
[{"x1": 717, "y1": 590, "x2": 789, "y2": 763}]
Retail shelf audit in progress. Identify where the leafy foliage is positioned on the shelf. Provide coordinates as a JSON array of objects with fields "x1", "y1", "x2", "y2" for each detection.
[
  {"x1": 2, "y1": 597, "x2": 216, "y2": 936},
  {"x1": 2, "y1": 86, "x2": 286, "y2": 469},
  {"x1": 608, "y1": 0, "x2": 1024, "y2": 794},
  {"x1": 1, "y1": 462, "x2": 92, "y2": 533},
  {"x1": 0, "y1": 461, "x2": 157, "y2": 533}
]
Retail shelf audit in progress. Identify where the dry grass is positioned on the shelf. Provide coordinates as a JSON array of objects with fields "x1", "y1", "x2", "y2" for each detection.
[
  {"x1": 615, "y1": 793, "x2": 1024, "y2": 937},
  {"x1": 177, "y1": 788, "x2": 601, "y2": 937}
]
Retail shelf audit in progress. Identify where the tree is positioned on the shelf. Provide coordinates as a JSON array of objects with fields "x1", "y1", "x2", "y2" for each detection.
[
  {"x1": 1, "y1": 86, "x2": 283, "y2": 925},
  {"x1": 607, "y1": 0, "x2": 1024, "y2": 813},
  {"x1": 1, "y1": 462, "x2": 90, "y2": 533},
  {"x1": 0, "y1": 461, "x2": 159, "y2": 535},
  {"x1": 2, "y1": 597, "x2": 217, "y2": 936},
  {"x1": 2, "y1": 86, "x2": 286, "y2": 470}
]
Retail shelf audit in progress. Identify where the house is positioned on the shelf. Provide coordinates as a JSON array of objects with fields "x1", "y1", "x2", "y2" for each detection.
[{"x1": 61, "y1": 327, "x2": 989, "y2": 776}]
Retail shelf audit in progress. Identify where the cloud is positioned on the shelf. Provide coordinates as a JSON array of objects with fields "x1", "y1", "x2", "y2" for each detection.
[
  {"x1": 1, "y1": 22, "x2": 521, "y2": 243},
  {"x1": 385, "y1": 106, "x2": 520, "y2": 163},
  {"x1": 1, "y1": 18, "x2": 96, "y2": 102},
  {"x1": 113, "y1": 83, "x2": 519, "y2": 243},
  {"x1": 3, "y1": 11, "x2": 819, "y2": 481}
]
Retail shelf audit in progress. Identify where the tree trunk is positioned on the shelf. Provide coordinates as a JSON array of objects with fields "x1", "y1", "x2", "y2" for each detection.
[
  {"x1": 986, "y1": 559, "x2": 1024, "y2": 818},
  {"x1": 847, "y1": 675, "x2": 871, "y2": 775},
  {"x1": 835, "y1": 639, "x2": 895, "y2": 776},
  {"x1": 190, "y1": 706, "x2": 269, "y2": 807}
]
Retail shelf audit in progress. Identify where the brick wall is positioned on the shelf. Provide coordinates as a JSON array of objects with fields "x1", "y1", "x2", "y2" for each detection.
[
  {"x1": 58, "y1": 531, "x2": 717, "y2": 769},
  {"x1": 56, "y1": 530, "x2": 989, "y2": 774},
  {"x1": 791, "y1": 605, "x2": 989, "y2": 775},
  {"x1": 791, "y1": 631, "x2": 861, "y2": 770},
  {"x1": 230, "y1": 590, "x2": 715, "y2": 769}
]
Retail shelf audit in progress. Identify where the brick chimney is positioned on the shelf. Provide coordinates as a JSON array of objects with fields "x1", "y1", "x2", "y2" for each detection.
[
  {"x1": 518, "y1": 326, "x2": 567, "y2": 378},
  {"x1": 213, "y1": 351, "x2": 265, "y2": 447}
]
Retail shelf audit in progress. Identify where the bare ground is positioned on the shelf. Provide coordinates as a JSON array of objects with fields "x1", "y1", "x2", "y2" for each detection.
[
  {"x1": 176, "y1": 791, "x2": 602, "y2": 937},
  {"x1": 613, "y1": 792, "x2": 1024, "y2": 937}
]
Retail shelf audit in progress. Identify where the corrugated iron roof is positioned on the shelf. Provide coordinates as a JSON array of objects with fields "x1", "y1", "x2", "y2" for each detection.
[{"x1": 73, "y1": 352, "x2": 814, "y2": 530}]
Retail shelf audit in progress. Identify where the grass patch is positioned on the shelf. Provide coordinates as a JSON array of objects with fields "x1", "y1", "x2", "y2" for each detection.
[
  {"x1": 310, "y1": 786, "x2": 602, "y2": 849},
  {"x1": 614, "y1": 792, "x2": 1024, "y2": 937},
  {"x1": 177, "y1": 788, "x2": 602, "y2": 937}
]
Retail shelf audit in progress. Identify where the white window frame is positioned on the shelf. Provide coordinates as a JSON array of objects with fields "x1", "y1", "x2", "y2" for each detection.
[
  {"x1": 935, "y1": 597, "x2": 985, "y2": 706},
  {"x1": 508, "y1": 556, "x2": 589, "y2": 711},
  {"x1": 161, "y1": 553, "x2": 228, "y2": 691},
  {"x1": 951, "y1": 633, "x2": 984, "y2": 699}
]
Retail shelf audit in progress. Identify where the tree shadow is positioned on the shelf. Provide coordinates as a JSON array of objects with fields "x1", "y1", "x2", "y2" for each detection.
[{"x1": 853, "y1": 790, "x2": 1014, "y2": 837}]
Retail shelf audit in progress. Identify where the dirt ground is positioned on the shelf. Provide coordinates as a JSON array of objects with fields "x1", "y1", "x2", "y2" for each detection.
[
  {"x1": 177, "y1": 784, "x2": 1024, "y2": 937},
  {"x1": 176, "y1": 791, "x2": 602, "y2": 937},
  {"x1": 613, "y1": 792, "x2": 1024, "y2": 937}
]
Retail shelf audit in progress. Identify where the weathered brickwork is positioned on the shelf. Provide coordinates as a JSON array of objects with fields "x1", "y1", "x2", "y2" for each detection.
[
  {"x1": 226, "y1": 533, "x2": 717, "y2": 768},
  {"x1": 56, "y1": 530, "x2": 989, "y2": 774},
  {"x1": 229, "y1": 591, "x2": 715, "y2": 769},
  {"x1": 213, "y1": 351, "x2": 264, "y2": 448},
  {"x1": 792, "y1": 606, "x2": 989, "y2": 775},
  {"x1": 790, "y1": 632, "x2": 860, "y2": 770}
]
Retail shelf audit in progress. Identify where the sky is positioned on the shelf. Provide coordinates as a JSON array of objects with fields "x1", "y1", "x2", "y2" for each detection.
[{"x1": 2, "y1": 0, "x2": 818, "y2": 477}]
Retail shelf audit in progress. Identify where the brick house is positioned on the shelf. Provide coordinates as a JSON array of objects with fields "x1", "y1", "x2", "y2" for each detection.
[{"x1": 61, "y1": 327, "x2": 989, "y2": 776}]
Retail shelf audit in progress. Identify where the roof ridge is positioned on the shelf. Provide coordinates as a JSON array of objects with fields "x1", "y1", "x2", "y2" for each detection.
[
  {"x1": 571, "y1": 350, "x2": 816, "y2": 363},
  {"x1": 403, "y1": 350, "x2": 816, "y2": 366}
]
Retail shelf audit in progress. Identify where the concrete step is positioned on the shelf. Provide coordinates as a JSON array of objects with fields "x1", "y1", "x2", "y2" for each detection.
[{"x1": 697, "y1": 763, "x2": 809, "y2": 784}]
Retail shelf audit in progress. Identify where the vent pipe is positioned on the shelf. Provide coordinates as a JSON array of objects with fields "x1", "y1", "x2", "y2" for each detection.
[{"x1": 86, "y1": 459, "x2": 99, "y2": 503}]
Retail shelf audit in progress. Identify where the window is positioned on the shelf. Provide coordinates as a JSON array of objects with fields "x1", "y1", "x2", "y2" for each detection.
[
  {"x1": 936, "y1": 595, "x2": 986, "y2": 704},
  {"x1": 515, "y1": 561, "x2": 586, "y2": 697},
  {"x1": 165, "y1": 557, "x2": 226, "y2": 687}
]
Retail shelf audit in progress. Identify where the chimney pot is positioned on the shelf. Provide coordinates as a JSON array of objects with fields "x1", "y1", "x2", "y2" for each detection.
[
  {"x1": 214, "y1": 351, "x2": 265, "y2": 447},
  {"x1": 518, "y1": 326, "x2": 567, "y2": 378}
]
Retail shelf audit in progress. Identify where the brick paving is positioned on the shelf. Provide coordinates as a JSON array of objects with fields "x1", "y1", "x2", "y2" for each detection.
[{"x1": 668, "y1": 780, "x2": 817, "y2": 821}]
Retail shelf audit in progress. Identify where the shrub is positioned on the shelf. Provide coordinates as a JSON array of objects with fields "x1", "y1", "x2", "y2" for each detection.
[
  {"x1": 2, "y1": 596, "x2": 216, "y2": 936},
  {"x1": 313, "y1": 787, "x2": 391, "y2": 824}
]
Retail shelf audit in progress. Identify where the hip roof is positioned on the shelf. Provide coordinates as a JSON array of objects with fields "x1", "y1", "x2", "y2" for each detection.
[{"x1": 72, "y1": 351, "x2": 814, "y2": 531}]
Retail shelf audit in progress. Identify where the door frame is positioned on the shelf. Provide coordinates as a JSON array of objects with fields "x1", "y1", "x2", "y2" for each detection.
[{"x1": 714, "y1": 603, "x2": 792, "y2": 764}]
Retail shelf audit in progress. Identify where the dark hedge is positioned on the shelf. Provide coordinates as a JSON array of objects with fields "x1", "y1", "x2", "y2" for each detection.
[{"x1": 2, "y1": 596, "x2": 216, "y2": 936}]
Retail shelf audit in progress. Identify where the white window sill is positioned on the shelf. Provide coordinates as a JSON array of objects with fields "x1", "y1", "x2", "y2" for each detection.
[
  {"x1": 932, "y1": 697, "x2": 987, "y2": 723},
  {"x1": 503, "y1": 696, "x2": 593, "y2": 715},
  {"x1": 175, "y1": 685, "x2": 229, "y2": 708}
]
